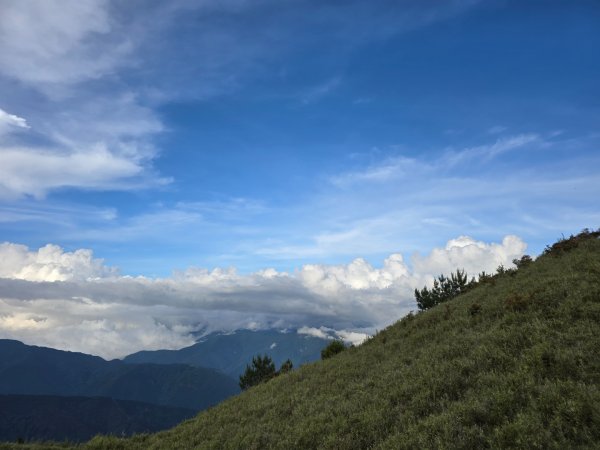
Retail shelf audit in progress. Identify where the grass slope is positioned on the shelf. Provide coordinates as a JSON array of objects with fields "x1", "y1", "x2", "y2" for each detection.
[{"x1": 4, "y1": 234, "x2": 600, "y2": 449}]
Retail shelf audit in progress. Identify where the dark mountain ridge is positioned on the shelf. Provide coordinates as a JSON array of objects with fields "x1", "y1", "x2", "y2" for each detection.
[
  {"x1": 0, "y1": 394, "x2": 196, "y2": 443},
  {"x1": 0, "y1": 340, "x2": 239, "y2": 410}
]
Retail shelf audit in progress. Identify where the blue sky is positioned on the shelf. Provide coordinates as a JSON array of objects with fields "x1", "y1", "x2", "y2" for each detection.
[
  {"x1": 0, "y1": 1, "x2": 598, "y2": 356},
  {"x1": 1, "y1": 0, "x2": 599, "y2": 275}
]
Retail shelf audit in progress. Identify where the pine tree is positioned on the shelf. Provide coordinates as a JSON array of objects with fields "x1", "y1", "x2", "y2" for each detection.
[
  {"x1": 239, "y1": 355, "x2": 276, "y2": 390},
  {"x1": 279, "y1": 359, "x2": 293, "y2": 374},
  {"x1": 414, "y1": 269, "x2": 473, "y2": 311}
]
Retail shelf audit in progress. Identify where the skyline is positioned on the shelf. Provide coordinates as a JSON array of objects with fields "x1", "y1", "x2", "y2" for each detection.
[{"x1": 0, "y1": 0, "x2": 598, "y2": 357}]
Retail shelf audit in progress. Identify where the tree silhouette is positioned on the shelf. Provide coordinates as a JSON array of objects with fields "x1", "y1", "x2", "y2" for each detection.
[
  {"x1": 321, "y1": 340, "x2": 346, "y2": 360},
  {"x1": 414, "y1": 269, "x2": 473, "y2": 311},
  {"x1": 239, "y1": 355, "x2": 276, "y2": 390},
  {"x1": 279, "y1": 359, "x2": 293, "y2": 374}
]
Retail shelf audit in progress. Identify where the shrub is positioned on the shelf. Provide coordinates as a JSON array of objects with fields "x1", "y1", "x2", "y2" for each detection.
[
  {"x1": 513, "y1": 255, "x2": 533, "y2": 269},
  {"x1": 468, "y1": 303, "x2": 482, "y2": 316},
  {"x1": 321, "y1": 340, "x2": 346, "y2": 360},
  {"x1": 542, "y1": 228, "x2": 600, "y2": 257},
  {"x1": 505, "y1": 293, "x2": 530, "y2": 312},
  {"x1": 477, "y1": 271, "x2": 494, "y2": 283}
]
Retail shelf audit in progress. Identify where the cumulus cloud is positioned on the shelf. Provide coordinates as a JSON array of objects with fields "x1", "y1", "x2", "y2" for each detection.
[
  {"x1": 0, "y1": 242, "x2": 117, "y2": 282},
  {"x1": 412, "y1": 235, "x2": 527, "y2": 279},
  {"x1": 0, "y1": 235, "x2": 526, "y2": 359}
]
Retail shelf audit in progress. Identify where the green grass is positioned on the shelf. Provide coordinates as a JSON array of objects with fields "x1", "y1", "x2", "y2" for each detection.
[{"x1": 4, "y1": 233, "x2": 600, "y2": 449}]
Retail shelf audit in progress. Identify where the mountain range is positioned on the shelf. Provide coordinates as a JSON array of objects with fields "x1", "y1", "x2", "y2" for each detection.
[
  {"x1": 0, "y1": 339, "x2": 238, "y2": 411},
  {"x1": 0, "y1": 329, "x2": 331, "y2": 443},
  {"x1": 123, "y1": 329, "x2": 330, "y2": 377}
]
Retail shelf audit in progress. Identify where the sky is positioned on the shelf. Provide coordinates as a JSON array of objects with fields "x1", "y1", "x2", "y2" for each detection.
[{"x1": 0, "y1": 0, "x2": 598, "y2": 358}]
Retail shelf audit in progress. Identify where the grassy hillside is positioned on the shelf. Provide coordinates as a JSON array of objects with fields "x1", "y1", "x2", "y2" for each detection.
[{"x1": 4, "y1": 232, "x2": 600, "y2": 449}]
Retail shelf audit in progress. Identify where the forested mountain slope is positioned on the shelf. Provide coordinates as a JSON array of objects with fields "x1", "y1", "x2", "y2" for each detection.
[{"x1": 0, "y1": 341, "x2": 239, "y2": 410}]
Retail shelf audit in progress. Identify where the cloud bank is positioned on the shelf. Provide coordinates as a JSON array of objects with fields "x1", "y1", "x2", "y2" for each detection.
[{"x1": 0, "y1": 235, "x2": 526, "y2": 359}]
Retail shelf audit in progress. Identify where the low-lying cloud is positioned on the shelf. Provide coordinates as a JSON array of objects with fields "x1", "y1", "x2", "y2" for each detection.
[{"x1": 0, "y1": 235, "x2": 526, "y2": 359}]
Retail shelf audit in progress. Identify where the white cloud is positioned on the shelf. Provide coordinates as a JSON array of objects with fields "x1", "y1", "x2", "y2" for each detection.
[
  {"x1": 444, "y1": 134, "x2": 540, "y2": 166},
  {"x1": 0, "y1": 146, "x2": 145, "y2": 199},
  {"x1": 0, "y1": 108, "x2": 29, "y2": 133},
  {"x1": 0, "y1": 2, "x2": 167, "y2": 199},
  {"x1": 0, "y1": 0, "x2": 486, "y2": 201},
  {"x1": 0, "y1": 301, "x2": 196, "y2": 359},
  {"x1": 297, "y1": 326, "x2": 331, "y2": 340},
  {"x1": 330, "y1": 134, "x2": 540, "y2": 190},
  {"x1": 0, "y1": 235, "x2": 525, "y2": 358},
  {"x1": 334, "y1": 329, "x2": 370, "y2": 346},
  {"x1": 330, "y1": 157, "x2": 421, "y2": 187},
  {"x1": 0, "y1": 0, "x2": 129, "y2": 86},
  {"x1": 0, "y1": 93, "x2": 167, "y2": 200},
  {"x1": 412, "y1": 235, "x2": 527, "y2": 278},
  {"x1": 0, "y1": 242, "x2": 117, "y2": 282},
  {"x1": 299, "y1": 253, "x2": 409, "y2": 292},
  {"x1": 297, "y1": 326, "x2": 370, "y2": 346}
]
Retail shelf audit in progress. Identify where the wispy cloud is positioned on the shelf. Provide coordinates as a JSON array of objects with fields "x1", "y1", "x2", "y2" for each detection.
[
  {"x1": 300, "y1": 77, "x2": 341, "y2": 105},
  {"x1": 443, "y1": 133, "x2": 540, "y2": 166},
  {"x1": 330, "y1": 156, "x2": 423, "y2": 187},
  {"x1": 0, "y1": 145, "x2": 166, "y2": 200},
  {"x1": 0, "y1": 108, "x2": 30, "y2": 133},
  {"x1": 488, "y1": 125, "x2": 507, "y2": 134},
  {"x1": 0, "y1": 0, "x2": 485, "y2": 201},
  {"x1": 0, "y1": 0, "x2": 131, "y2": 87},
  {"x1": 330, "y1": 134, "x2": 541, "y2": 189},
  {"x1": 249, "y1": 132, "x2": 599, "y2": 262},
  {"x1": 0, "y1": 2, "x2": 166, "y2": 198}
]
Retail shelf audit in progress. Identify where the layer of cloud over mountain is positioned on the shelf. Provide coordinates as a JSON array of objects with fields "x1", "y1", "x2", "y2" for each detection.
[{"x1": 0, "y1": 235, "x2": 525, "y2": 359}]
